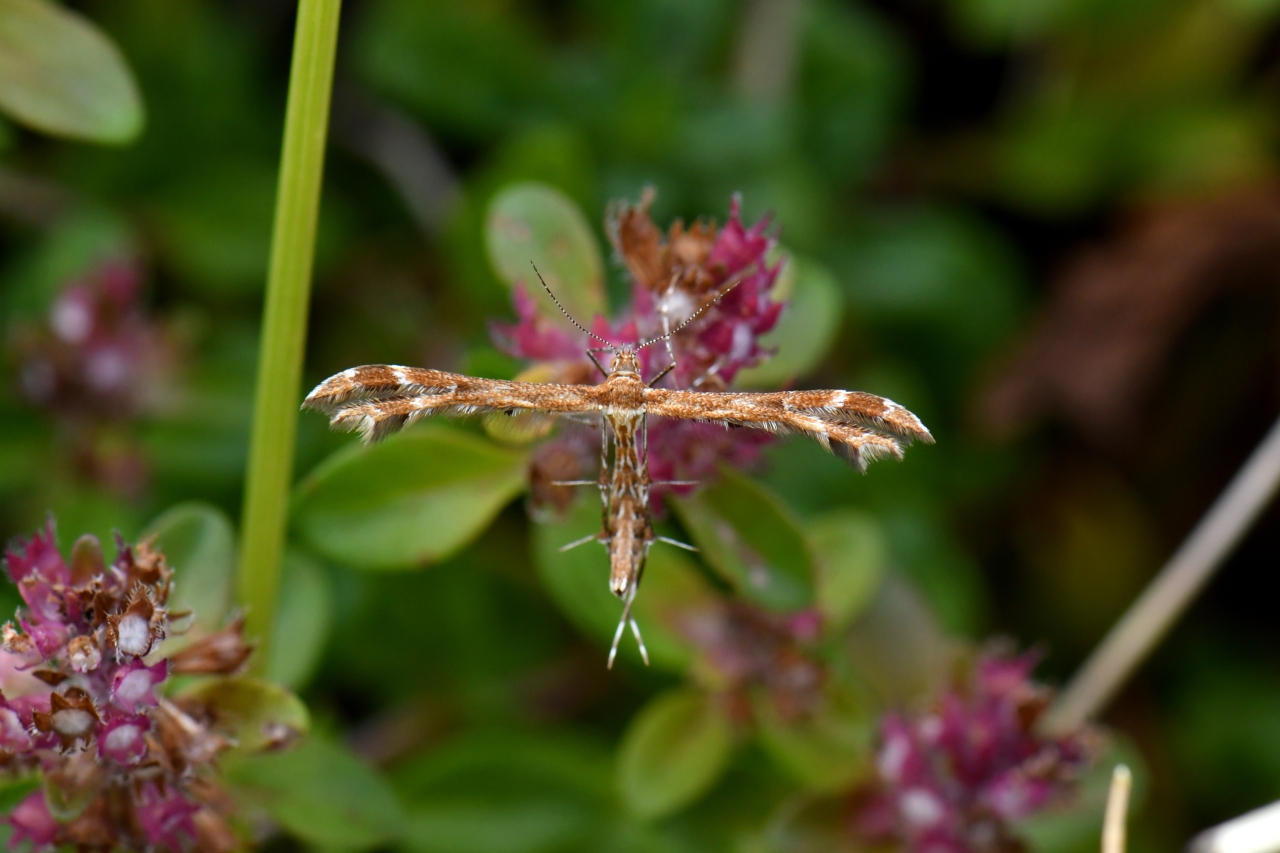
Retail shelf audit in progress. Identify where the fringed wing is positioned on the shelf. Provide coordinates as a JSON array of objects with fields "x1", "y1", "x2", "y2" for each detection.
[
  {"x1": 303, "y1": 365, "x2": 601, "y2": 443},
  {"x1": 643, "y1": 387, "x2": 932, "y2": 472}
]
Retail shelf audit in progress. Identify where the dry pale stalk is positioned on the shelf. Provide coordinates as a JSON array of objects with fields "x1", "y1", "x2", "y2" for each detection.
[
  {"x1": 1103, "y1": 764, "x2": 1132, "y2": 853},
  {"x1": 1045, "y1": 415, "x2": 1280, "y2": 732},
  {"x1": 1189, "y1": 800, "x2": 1280, "y2": 853}
]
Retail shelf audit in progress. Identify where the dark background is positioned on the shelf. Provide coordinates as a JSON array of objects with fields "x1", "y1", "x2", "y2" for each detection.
[{"x1": 3, "y1": 0, "x2": 1280, "y2": 849}]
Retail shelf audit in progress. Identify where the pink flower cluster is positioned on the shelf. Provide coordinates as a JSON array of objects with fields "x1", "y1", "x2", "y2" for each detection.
[
  {"x1": 676, "y1": 601, "x2": 826, "y2": 722},
  {"x1": 853, "y1": 652, "x2": 1095, "y2": 853},
  {"x1": 7, "y1": 260, "x2": 174, "y2": 496},
  {"x1": 491, "y1": 192, "x2": 784, "y2": 507},
  {"x1": 1, "y1": 520, "x2": 251, "y2": 853},
  {"x1": 12, "y1": 260, "x2": 166, "y2": 421}
]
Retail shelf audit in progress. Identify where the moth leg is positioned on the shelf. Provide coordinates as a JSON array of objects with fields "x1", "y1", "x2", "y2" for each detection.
[
  {"x1": 651, "y1": 480, "x2": 700, "y2": 487},
  {"x1": 691, "y1": 357, "x2": 725, "y2": 389},
  {"x1": 586, "y1": 350, "x2": 609, "y2": 379},
  {"x1": 629, "y1": 613, "x2": 650, "y2": 667},
  {"x1": 550, "y1": 480, "x2": 600, "y2": 487},
  {"x1": 657, "y1": 536, "x2": 698, "y2": 552},
  {"x1": 648, "y1": 362, "x2": 676, "y2": 388},
  {"x1": 598, "y1": 417, "x2": 612, "y2": 524},
  {"x1": 607, "y1": 587, "x2": 634, "y2": 670},
  {"x1": 558, "y1": 533, "x2": 602, "y2": 552},
  {"x1": 659, "y1": 280, "x2": 679, "y2": 374}
]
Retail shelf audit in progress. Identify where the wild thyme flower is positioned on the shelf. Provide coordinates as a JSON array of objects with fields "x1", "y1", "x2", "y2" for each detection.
[
  {"x1": 492, "y1": 192, "x2": 783, "y2": 502},
  {"x1": 7, "y1": 260, "x2": 173, "y2": 496},
  {"x1": 11, "y1": 260, "x2": 167, "y2": 421},
  {"x1": 1, "y1": 519, "x2": 255, "y2": 853},
  {"x1": 852, "y1": 651, "x2": 1095, "y2": 853},
  {"x1": 676, "y1": 601, "x2": 826, "y2": 721}
]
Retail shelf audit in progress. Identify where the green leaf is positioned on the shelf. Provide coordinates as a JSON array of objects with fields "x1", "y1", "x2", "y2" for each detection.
[
  {"x1": 0, "y1": 775, "x2": 37, "y2": 814},
  {"x1": 0, "y1": 0, "x2": 143, "y2": 143},
  {"x1": 670, "y1": 467, "x2": 816, "y2": 611},
  {"x1": 485, "y1": 182, "x2": 606, "y2": 329},
  {"x1": 752, "y1": 685, "x2": 874, "y2": 792},
  {"x1": 393, "y1": 729, "x2": 611, "y2": 853},
  {"x1": 177, "y1": 676, "x2": 309, "y2": 756},
  {"x1": 404, "y1": 803, "x2": 593, "y2": 853},
  {"x1": 617, "y1": 688, "x2": 735, "y2": 820},
  {"x1": 143, "y1": 502, "x2": 236, "y2": 633},
  {"x1": 806, "y1": 509, "x2": 887, "y2": 630},
  {"x1": 293, "y1": 425, "x2": 528, "y2": 570},
  {"x1": 735, "y1": 256, "x2": 843, "y2": 389},
  {"x1": 842, "y1": 574, "x2": 951, "y2": 705},
  {"x1": 268, "y1": 549, "x2": 333, "y2": 689},
  {"x1": 532, "y1": 496, "x2": 710, "y2": 671},
  {"x1": 225, "y1": 733, "x2": 405, "y2": 851}
]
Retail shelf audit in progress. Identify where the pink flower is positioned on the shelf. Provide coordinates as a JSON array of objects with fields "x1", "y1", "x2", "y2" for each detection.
[
  {"x1": 135, "y1": 784, "x2": 199, "y2": 851},
  {"x1": 853, "y1": 650, "x2": 1095, "y2": 853},
  {"x1": 5, "y1": 791, "x2": 59, "y2": 852},
  {"x1": 0, "y1": 520, "x2": 257, "y2": 852},
  {"x1": 494, "y1": 192, "x2": 786, "y2": 502},
  {"x1": 4, "y1": 519, "x2": 68, "y2": 586},
  {"x1": 0, "y1": 702, "x2": 33, "y2": 751},
  {"x1": 111, "y1": 659, "x2": 168, "y2": 711},
  {"x1": 98, "y1": 715, "x2": 151, "y2": 764}
]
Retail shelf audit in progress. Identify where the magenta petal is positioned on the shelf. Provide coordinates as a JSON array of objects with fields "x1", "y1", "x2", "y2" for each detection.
[
  {"x1": 4, "y1": 519, "x2": 69, "y2": 587},
  {"x1": 112, "y1": 659, "x2": 168, "y2": 711},
  {"x1": 17, "y1": 579, "x2": 63, "y2": 624},
  {"x1": 99, "y1": 714, "x2": 151, "y2": 764},
  {"x1": 0, "y1": 703, "x2": 33, "y2": 752},
  {"x1": 136, "y1": 784, "x2": 198, "y2": 850},
  {"x1": 19, "y1": 618, "x2": 67, "y2": 659},
  {"x1": 5, "y1": 791, "x2": 59, "y2": 852},
  {"x1": 491, "y1": 284, "x2": 586, "y2": 361},
  {"x1": 982, "y1": 769, "x2": 1056, "y2": 820}
]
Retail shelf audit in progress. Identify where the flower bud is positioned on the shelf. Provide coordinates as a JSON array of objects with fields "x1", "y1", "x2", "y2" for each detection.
[
  {"x1": 112, "y1": 659, "x2": 168, "y2": 711},
  {"x1": 98, "y1": 715, "x2": 150, "y2": 764},
  {"x1": 67, "y1": 635, "x2": 102, "y2": 673},
  {"x1": 4, "y1": 791, "x2": 60, "y2": 852}
]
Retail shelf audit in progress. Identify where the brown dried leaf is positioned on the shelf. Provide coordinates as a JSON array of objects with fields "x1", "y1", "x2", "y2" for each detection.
[{"x1": 981, "y1": 187, "x2": 1280, "y2": 445}]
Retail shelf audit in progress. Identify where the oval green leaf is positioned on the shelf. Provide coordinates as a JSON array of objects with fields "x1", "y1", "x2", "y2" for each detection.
[
  {"x1": 807, "y1": 509, "x2": 887, "y2": 630},
  {"x1": 752, "y1": 684, "x2": 874, "y2": 792},
  {"x1": 735, "y1": 256, "x2": 844, "y2": 389},
  {"x1": 532, "y1": 496, "x2": 708, "y2": 671},
  {"x1": 617, "y1": 688, "x2": 734, "y2": 820},
  {"x1": 485, "y1": 182, "x2": 606, "y2": 330},
  {"x1": 842, "y1": 574, "x2": 952, "y2": 705},
  {"x1": 224, "y1": 733, "x2": 405, "y2": 851},
  {"x1": 0, "y1": 0, "x2": 144, "y2": 143},
  {"x1": 670, "y1": 466, "x2": 816, "y2": 611},
  {"x1": 178, "y1": 676, "x2": 310, "y2": 756},
  {"x1": 143, "y1": 502, "x2": 236, "y2": 633},
  {"x1": 268, "y1": 549, "x2": 333, "y2": 690},
  {"x1": 293, "y1": 425, "x2": 528, "y2": 570}
]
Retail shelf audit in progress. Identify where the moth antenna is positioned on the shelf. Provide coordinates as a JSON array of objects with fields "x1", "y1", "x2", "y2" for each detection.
[
  {"x1": 636, "y1": 269, "x2": 749, "y2": 350},
  {"x1": 531, "y1": 262, "x2": 613, "y2": 346}
]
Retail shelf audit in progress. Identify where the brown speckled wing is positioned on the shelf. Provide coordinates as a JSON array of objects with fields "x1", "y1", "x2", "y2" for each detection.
[
  {"x1": 303, "y1": 365, "x2": 601, "y2": 443},
  {"x1": 643, "y1": 387, "x2": 932, "y2": 471}
]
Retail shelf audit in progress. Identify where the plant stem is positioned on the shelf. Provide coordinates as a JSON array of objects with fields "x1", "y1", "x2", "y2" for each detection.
[
  {"x1": 237, "y1": 0, "x2": 342, "y2": 668},
  {"x1": 1102, "y1": 765, "x2": 1131, "y2": 853},
  {"x1": 1044, "y1": 414, "x2": 1280, "y2": 733}
]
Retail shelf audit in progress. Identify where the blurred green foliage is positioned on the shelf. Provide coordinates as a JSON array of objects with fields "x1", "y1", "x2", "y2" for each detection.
[{"x1": 3, "y1": 0, "x2": 1280, "y2": 849}]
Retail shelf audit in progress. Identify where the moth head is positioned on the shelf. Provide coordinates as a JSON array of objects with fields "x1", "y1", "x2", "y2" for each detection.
[{"x1": 609, "y1": 348, "x2": 641, "y2": 378}]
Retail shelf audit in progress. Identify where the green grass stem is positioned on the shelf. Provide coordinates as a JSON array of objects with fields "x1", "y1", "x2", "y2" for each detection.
[{"x1": 237, "y1": 0, "x2": 342, "y2": 667}]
